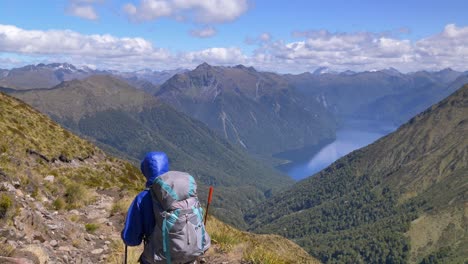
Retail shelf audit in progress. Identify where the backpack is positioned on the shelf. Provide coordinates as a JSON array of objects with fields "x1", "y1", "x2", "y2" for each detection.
[{"x1": 141, "y1": 171, "x2": 211, "y2": 264}]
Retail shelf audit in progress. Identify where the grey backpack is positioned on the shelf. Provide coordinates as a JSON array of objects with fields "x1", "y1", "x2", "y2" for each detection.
[{"x1": 141, "y1": 171, "x2": 211, "y2": 264}]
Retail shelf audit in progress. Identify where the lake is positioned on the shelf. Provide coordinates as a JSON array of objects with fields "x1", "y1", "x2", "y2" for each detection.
[{"x1": 278, "y1": 120, "x2": 397, "y2": 180}]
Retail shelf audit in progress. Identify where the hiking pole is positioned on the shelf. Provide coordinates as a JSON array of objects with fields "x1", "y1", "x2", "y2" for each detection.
[
  {"x1": 204, "y1": 186, "x2": 214, "y2": 225},
  {"x1": 124, "y1": 245, "x2": 128, "y2": 264}
]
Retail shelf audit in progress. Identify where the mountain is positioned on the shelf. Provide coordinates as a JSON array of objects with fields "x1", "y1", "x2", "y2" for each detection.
[
  {"x1": 119, "y1": 68, "x2": 187, "y2": 85},
  {"x1": 156, "y1": 63, "x2": 336, "y2": 157},
  {"x1": 0, "y1": 63, "x2": 98, "y2": 89},
  {"x1": 246, "y1": 85, "x2": 468, "y2": 263},
  {"x1": 0, "y1": 63, "x2": 184, "y2": 92},
  {"x1": 0, "y1": 92, "x2": 318, "y2": 264},
  {"x1": 355, "y1": 73, "x2": 468, "y2": 124},
  {"x1": 10, "y1": 75, "x2": 294, "y2": 228},
  {"x1": 116, "y1": 68, "x2": 188, "y2": 94},
  {"x1": 313, "y1": 67, "x2": 338, "y2": 75},
  {"x1": 285, "y1": 68, "x2": 466, "y2": 125}
]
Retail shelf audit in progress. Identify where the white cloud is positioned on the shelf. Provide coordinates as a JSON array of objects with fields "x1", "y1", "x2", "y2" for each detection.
[
  {"x1": 257, "y1": 25, "x2": 468, "y2": 72},
  {"x1": 0, "y1": 24, "x2": 165, "y2": 58},
  {"x1": 245, "y1": 32, "x2": 272, "y2": 45},
  {"x1": 183, "y1": 47, "x2": 247, "y2": 65},
  {"x1": 123, "y1": 0, "x2": 249, "y2": 24},
  {"x1": 0, "y1": 23, "x2": 466, "y2": 73},
  {"x1": 67, "y1": 0, "x2": 103, "y2": 20},
  {"x1": 68, "y1": 4, "x2": 99, "y2": 20},
  {"x1": 190, "y1": 26, "x2": 217, "y2": 38},
  {"x1": 259, "y1": 33, "x2": 271, "y2": 42}
]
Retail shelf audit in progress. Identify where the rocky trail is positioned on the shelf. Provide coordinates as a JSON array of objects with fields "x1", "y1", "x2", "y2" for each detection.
[{"x1": 0, "y1": 180, "x2": 126, "y2": 264}]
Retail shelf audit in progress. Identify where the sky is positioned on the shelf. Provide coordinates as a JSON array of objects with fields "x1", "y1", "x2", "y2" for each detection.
[{"x1": 0, "y1": 0, "x2": 467, "y2": 73}]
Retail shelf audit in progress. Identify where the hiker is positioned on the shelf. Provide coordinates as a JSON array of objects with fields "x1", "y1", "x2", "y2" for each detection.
[{"x1": 122, "y1": 151, "x2": 210, "y2": 264}]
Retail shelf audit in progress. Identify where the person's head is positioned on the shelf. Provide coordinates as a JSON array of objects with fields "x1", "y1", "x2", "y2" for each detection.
[{"x1": 140, "y1": 151, "x2": 169, "y2": 187}]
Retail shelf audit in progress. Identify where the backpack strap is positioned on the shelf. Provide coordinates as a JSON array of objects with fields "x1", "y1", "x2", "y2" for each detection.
[
  {"x1": 192, "y1": 205, "x2": 206, "y2": 250},
  {"x1": 161, "y1": 214, "x2": 171, "y2": 264},
  {"x1": 161, "y1": 209, "x2": 180, "y2": 264}
]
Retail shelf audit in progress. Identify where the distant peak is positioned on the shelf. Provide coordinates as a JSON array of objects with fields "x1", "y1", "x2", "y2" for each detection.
[
  {"x1": 234, "y1": 64, "x2": 257, "y2": 72},
  {"x1": 313, "y1": 66, "x2": 337, "y2": 75},
  {"x1": 439, "y1": 67, "x2": 454, "y2": 72},
  {"x1": 340, "y1": 70, "x2": 356, "y2": 76},
  {"x1": 196, "y1": 62, "x2": 212, "y2": 70},
  {"x1": 381, "y1": 67, "x2": 402, "y2": 76}
]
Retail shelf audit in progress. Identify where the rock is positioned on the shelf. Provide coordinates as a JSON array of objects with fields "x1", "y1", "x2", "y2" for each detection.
[
  {"x1": 99, "y1": 235, "x2": 104, "y2": 240},
  {"x1": 12, "y1": 181, "x2": 20, "y2": 188},
  {"x1": 86, "y1": 209, "x2": 107, "y2": 219},
  {"x1": 91, "y1": 248, "x2": 104, "y2": 255},
  {"x1": 15, "y1": 189, "x2": 24, "y2": 197},
  {"x1": 104, "y1": 241, "x2": 111, "y2": 245},
  {"x1": 1, "y1": 182, "x2": 16, "y2": 192},
  {"x1": 57, "y1": 246, "x2": 70, "y2": 251},
  {"x1": 13, "y1": 245, "x2": 49, "y2": 264},
  {"x1": 50, "y1": 240, "x2": 58, "y2": 247},
  {"x1": 94, "y1": 217, "x2": 107, "y2": 224},
  {"x1": 106, "y1": 222, "x2": 113, "y2": 226},
  {"x1": 85, "y1": 234, "x2": 96, "y2": 241},
  {"x1": 14, "y1": 218, "x2": 24, "y2": 231},
  {"x1": 103, "y1": 245, "x2": 108, "y2": 251},
  {"x1": 7, "y1": 240, "x2": 18, "y2": 248},
  {"x1": 0, "y1": 256, "x2": 35, "y2": 264},
  {"x1": 32, "y1": 234, "x2": 45, "y2": 243},
  {"x1": 47, "y1": 224, "x2": 58, "y2": 230},
  {"x1": 43, "y1": 175, "x2": 54, "y2": 183},
  {"x1": 69, "y1": 210, "x2": 80, "y2": 215}
]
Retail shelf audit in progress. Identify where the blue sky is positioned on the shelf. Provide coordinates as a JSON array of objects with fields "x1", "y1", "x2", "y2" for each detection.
[{"x1": 0, "y1": 0, "x2": 467, "y2": 72}]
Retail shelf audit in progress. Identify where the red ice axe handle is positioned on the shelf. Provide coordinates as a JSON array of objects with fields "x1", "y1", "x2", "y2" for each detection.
[{"x1": 204, "y1": 186, "x2": 214, "y2": 225}]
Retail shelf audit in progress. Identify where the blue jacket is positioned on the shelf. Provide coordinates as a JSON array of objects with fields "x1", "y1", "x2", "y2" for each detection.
[{"x1": 121, "y1": 152, "x2": 169, "y2": 246}]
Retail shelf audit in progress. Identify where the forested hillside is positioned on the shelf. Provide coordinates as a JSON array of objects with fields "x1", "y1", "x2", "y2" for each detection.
[{"x1": 246, "y1": 85, "x2": 468, "y2": 263}]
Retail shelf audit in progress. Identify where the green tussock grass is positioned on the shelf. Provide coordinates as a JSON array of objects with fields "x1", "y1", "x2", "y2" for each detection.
[
  {"x1": 0, "y1": 193, "x2": 13, "y2": 220},
  {"x1": 205, "y1": 217, "x2": 320, "y2": 263},
  {"x1": 84, "y1": 223, "x2": 100, "y2": 233},
  {"x1": 107, "y1": 239, "x2": 142, "y2": 264}
]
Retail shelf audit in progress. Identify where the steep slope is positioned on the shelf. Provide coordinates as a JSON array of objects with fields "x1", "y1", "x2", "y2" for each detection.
[
  {"x1": 11, "y1": 75, "x2": 294, "y2": 228},
  {"x1": 0, "y1": 92, "x2": 318, "y2": 264},
  {"x1": 0, "y1": 91, "x2": 142, "y2": 263},
  {"x1": 246, "y1": 85, "x2": 468, "y2": 263},
  {"x1": 157, "y1": 63, "x2": 336, "y2": 157}
]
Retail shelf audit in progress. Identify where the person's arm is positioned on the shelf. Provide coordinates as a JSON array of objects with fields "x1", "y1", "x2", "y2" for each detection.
[{"x1": 121, "y1": 196, "x2": 144, "y2": 246}]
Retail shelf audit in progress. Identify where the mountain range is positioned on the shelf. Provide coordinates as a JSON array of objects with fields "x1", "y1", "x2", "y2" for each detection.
[
  {"x1": 2, "y1": 62, "x2": 466, "y2": 161},
  {"x1": 246, "y1": 84, "x2": 468, "y2": 263},
  {"x1": 0, "y1": 63, "x2": 185, "y2": 90},
  {"x1": 9, "y1": 75, "x2": 293, "y2": 228},
  {"x1": 285, "y1": 67, "x2": 468, "y2": 125}
]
